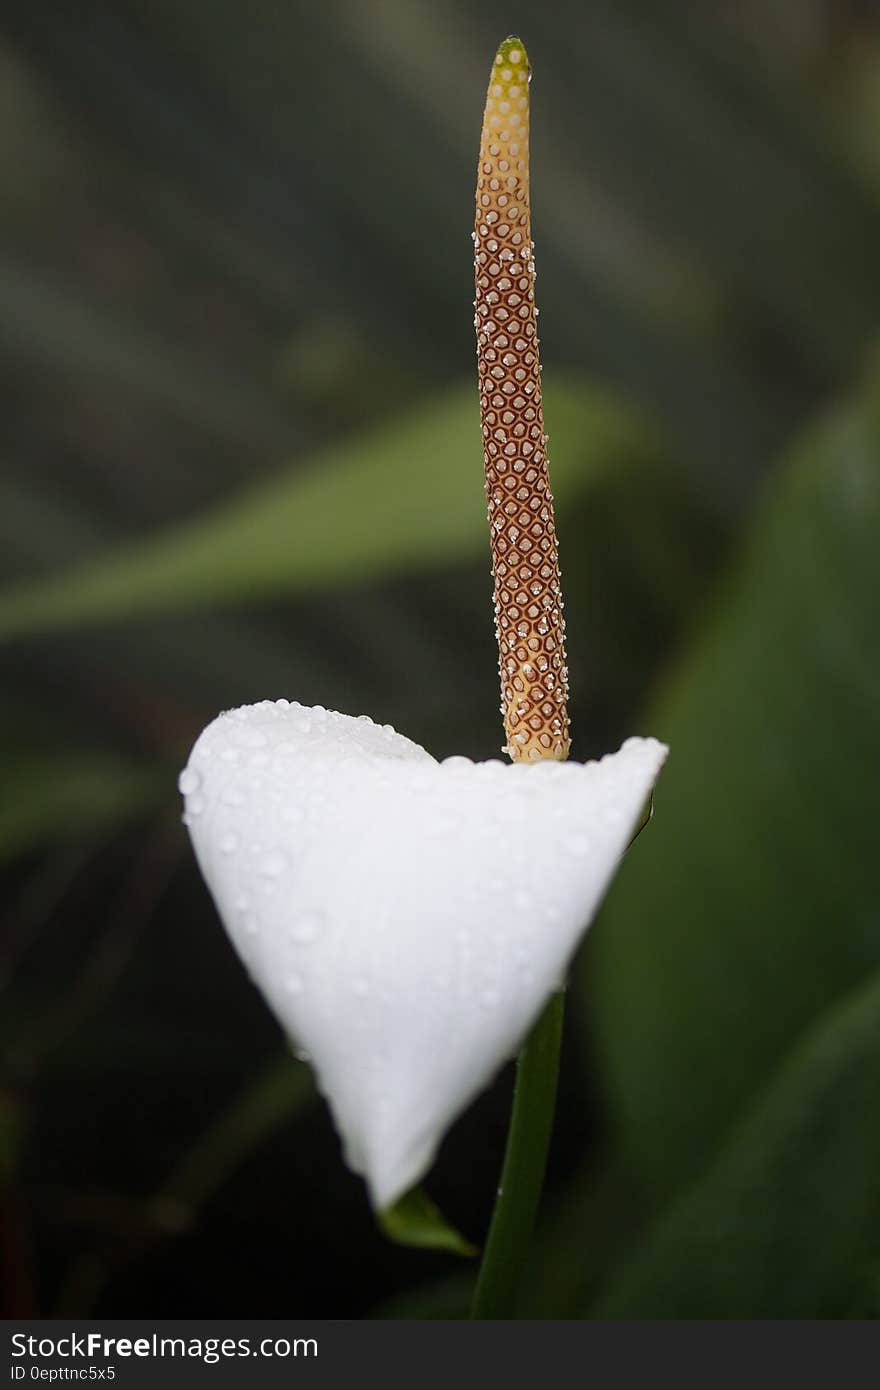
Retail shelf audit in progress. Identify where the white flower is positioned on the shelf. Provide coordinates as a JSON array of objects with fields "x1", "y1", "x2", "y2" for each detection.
[
  {"x1": 180, "y1": 35, "x2": 669, "y2": 1220},
  {"x1": 180, "y1": 699, "x2": 666, "y2": 1210}
]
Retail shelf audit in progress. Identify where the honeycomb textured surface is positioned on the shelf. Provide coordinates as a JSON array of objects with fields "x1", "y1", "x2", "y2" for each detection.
[{"x1": 475, "y1": 37, "x2": 570, "y2": 763}]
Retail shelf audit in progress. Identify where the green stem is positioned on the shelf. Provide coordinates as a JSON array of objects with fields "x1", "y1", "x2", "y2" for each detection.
[{"x1": 470, "y1": 990, "x2": 565, "y2": 1318}]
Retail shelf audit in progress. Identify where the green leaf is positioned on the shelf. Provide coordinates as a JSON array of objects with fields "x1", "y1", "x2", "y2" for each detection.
[
  {"x1": 591, "y1": 970, "x2": 880, "y2": 1318},
  {"x1": 0, "y1": 377, "x2": 662, "y2": 638},
  {"x1": 379, "y1": 1186, "x2": 477, "y2": 1258},
  {"x1": 587, "y1": 373, "x2": 880, "y2": 1206}
]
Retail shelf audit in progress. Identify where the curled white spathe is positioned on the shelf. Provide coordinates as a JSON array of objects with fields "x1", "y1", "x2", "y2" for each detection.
[{"x1": 180, "y1": 699, "x2": 667, "y2": 1210}]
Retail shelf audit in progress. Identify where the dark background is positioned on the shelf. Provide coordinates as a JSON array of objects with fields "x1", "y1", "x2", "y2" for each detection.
[{"x1": 1, "y1": 0, "x2": 879, "y2": 1318}]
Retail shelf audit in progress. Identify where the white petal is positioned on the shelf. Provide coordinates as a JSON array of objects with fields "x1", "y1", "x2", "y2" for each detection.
[{"x1": 181, "y1": 699, "x2": 667, "y2": 1210}]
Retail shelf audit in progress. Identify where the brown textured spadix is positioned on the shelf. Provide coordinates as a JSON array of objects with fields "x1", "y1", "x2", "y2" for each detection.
[{"x1": 475, "y1": 36, "x2": 570, "y2": 763}]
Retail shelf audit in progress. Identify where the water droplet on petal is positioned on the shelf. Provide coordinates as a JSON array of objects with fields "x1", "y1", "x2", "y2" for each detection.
[
  {"x1": 237, "y1": 727, "x2": 268, "y2": 749},
  {"x1": 219, "y1": 831, "x2": 239, "y2": 855},
  {"x1": 259, "y1": 849, "x2": 288, "y2": 878},
  {"x1": 290, "y1": 909, "x2": 325, "y2": 945},
  {"x1": 178, "y1": 767, "x2": 201, "y2": 795},
  {"x1": 188, "y1": 795, "x2": 206, "y2": 817}
]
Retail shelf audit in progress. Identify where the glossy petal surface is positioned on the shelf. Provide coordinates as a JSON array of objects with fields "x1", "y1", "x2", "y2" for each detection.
[{"x1": 181, "y1": 700, "x2": 667, "y2": 1208}]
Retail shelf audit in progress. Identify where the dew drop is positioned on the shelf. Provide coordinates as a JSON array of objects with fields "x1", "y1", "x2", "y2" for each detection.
[
  {"x1": 219, "y1": 831, "x2": 239, "y2": 855},
  {"x1": 237, "y1": 727, "x2": 268, "y2": 749},
  {"x1": 177, "y1": 767, "x2": 201, "y2": 795},
  {"x1": 290, "y1": 909, "x2": 325, "y2": 945},
  {"x1": 188, "y1": 795, "x2": 206, "y2": 817},
  {"x1": 259, "y1": 849, "x2": 288, "y2": 878}
]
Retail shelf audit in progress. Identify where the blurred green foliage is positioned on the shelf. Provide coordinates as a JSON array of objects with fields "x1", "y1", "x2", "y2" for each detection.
[
  {"x1": 589, "y1": 377, "x2": 880, "y2": 1206},
  {"x1": 0, "y1": 379, "x2": 667, "y2": 635},
  {"x1": 593, "y1": 969, "x2": 880, "y2": 1317},
  {"x1": 1, "y1": 0, "x2": 880, "y2": 1319},
  {"x1": 0, "y1": 744, "x2": 159, "y2": 866}
]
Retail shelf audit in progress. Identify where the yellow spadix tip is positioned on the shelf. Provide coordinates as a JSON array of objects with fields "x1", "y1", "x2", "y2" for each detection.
[{"x1": 494, "y1": 36, "x2": 530, "y2": 79}]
